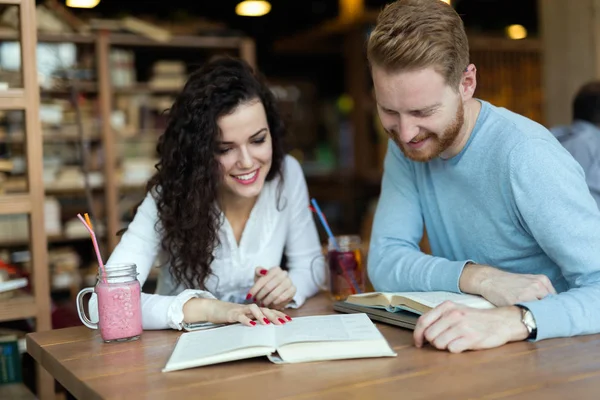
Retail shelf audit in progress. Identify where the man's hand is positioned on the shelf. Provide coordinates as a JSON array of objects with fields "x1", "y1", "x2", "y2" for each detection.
[
  {"x1": 248, "y1": 267, "x2": 297, "y2": 309},
  {"x1": 459, "y1": 263, "x2": 556, "y2": 306},
  {"x1": 413, "y1": 301, "x2": 529, "y2": 353},
  {"x1": 183, "y1": 298, "x2": 291, "y2": 327}
]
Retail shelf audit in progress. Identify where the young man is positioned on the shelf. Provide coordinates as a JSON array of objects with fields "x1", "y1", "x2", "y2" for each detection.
[
  {"x1": 367, "y1": 0, "x2": 600, "y2": 353},
  {"x1": 551, "y1": 81, "x2": 600, "y2": 208}
]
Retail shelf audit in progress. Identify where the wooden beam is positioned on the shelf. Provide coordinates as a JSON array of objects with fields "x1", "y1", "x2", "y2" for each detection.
[
  {"x1": 344, "y1": 28, "x2": 371, "y2": 176},
  {"x1": 108, "y1": 33, "x2": 244, "y2": 49},
  {"x1": 21, "y1": 0, "x2": 52, "y2": 333},
  {"x1": 273, "y1": 11, "x2": 378, "y2": 54},
  {"x1": 468, "y1": 35, "x2": 541, "y2": 52},
  {"x1": 0, "y1": 30, "x2": 95, "y2": 43},
  {"x1": 97, "y1": 31, "x2": 119, "y2": 253},
  {"x1": 0, "y1": 30, "x2": 247, "y2": 48},
  {"x1": 240, "y1": 38, "x2": 256, "y2": 71},
  {"x1": 595, "y1": 0, "x2": 600, "y2": 79}
]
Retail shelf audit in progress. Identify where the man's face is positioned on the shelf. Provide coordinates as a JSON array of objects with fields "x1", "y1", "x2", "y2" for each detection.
[{"x1": 372, "y1": 65, "x2": 466, "y2": 162}]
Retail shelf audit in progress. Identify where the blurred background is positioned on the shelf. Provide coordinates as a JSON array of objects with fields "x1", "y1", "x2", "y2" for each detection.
[{"x1": 0, "y1": 0, "x2": 597, "y2": 396}]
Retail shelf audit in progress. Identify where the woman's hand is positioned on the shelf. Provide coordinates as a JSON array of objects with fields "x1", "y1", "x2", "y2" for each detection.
[
  {"x1": 248, "y1": 267, "x2": 297, "y2": 309},
  {"x1": 183, "y1": 298, "x2": 291, "y2": 327}
]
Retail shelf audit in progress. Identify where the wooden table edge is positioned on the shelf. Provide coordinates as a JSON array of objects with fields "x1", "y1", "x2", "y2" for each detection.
[{"x1": 26, "y1": 333, "x2": 104, "y2": 400}]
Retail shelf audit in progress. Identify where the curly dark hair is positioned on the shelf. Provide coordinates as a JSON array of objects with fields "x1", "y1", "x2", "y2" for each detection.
[{"x1": 146, "y1": 56, "x2": 286, "y2": 290}]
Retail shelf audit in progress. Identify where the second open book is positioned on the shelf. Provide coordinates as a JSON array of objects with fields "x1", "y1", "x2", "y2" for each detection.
[
  {"x1": 162, "y1": 313, "x2": 396, "y2": 372},
  {"x1": 345, "y1": 291, "x2": 496, "y2": 315}
]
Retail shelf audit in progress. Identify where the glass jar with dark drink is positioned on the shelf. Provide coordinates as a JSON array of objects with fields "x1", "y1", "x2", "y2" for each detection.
[{"x1": 327, "y1": 235, "x2": 366, "y2": 300}]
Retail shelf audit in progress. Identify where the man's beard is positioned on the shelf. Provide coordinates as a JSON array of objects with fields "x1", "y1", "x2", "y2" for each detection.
[{"x1": 395, "y1": 102, "x2": 465, "y2": 162}]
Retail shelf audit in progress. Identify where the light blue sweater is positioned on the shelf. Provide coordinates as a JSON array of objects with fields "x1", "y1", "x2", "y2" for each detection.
[{"x1": 368, "y1": 100, "x2": 600, "y2": 341}]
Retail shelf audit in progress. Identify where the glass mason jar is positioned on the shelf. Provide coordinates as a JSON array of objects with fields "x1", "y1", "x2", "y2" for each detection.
[
  {"x1": 326, "y1": 235, "x2": 366, "y2": 300},
  {"x1": 76, "y1": 263, "x2": 143, "y2": 343}
]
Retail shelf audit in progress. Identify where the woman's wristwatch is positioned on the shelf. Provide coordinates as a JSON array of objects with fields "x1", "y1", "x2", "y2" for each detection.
[{"x1": 516, "y1": 304, "x2": 537, "y2": 340}]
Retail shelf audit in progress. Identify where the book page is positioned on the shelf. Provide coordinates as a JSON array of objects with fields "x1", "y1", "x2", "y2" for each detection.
[
  {"x1": 348, "y1": 292, "x2": 394, "y2": 303},
  {"x1": 163, "y1": 346, "x2": 277, "y2": 372},
  {"x1": 272, "y1": 339, "x2": 397, "y2": 364},
  {"x1": 396, "y1": 291, "x2": 495, "y2": 309},
  {"x1": 275, "y1": 314, "x2": 383, "y2": 348},
  {"x1": 166, "y1": 323, "x2": 276, "y2": 366}
]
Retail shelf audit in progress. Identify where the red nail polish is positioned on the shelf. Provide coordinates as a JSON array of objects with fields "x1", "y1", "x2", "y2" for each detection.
[
  {"x1": 263, "y1": 318, "x2": 270, "y2": 324},
  {"x1": 278, "y1": 318, "x2": 286, "y2": 324},
  {"x1": 260, "y1": 269, "x2": 267, "y2": 276},
  {"x1": 285, "y1": 316, "x2": 292, "y2": 321},
  {"x1": 246, "y1": 293, "x2": 252, "y2": 300},
  {"x1": 250, "y1": 321, "x2": 256, "y2": 326}
]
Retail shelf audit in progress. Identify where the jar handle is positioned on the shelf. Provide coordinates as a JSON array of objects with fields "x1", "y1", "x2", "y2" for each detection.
[
  {"x1": 310, "y1": 253, "x2": 328, "y2": 291},
  {"x1": 76, "y1": 287, "x2": 98, "y2": 329}
]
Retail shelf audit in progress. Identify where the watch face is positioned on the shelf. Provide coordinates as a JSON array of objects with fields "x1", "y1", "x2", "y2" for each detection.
[{"x1": 524, "y1": 310, "x2": 536, "y2": 329}]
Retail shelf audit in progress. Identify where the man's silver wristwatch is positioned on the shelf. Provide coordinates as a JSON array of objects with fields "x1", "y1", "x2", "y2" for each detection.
[{"x1": 516, "y1": 305, "x2": 537, "y2": 340}]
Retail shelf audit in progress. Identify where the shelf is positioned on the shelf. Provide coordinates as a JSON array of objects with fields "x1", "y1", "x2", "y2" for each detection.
[
  {"x1": 0, "y1": 194, "x2": 31, "y2": 215},
  {"x1": 0, "y1": 89, "x2": 26, "y2": 109},
  {"x1": 44, "y1": 183, "x2": 146, "y2": 196},
  {"x1": 0, "y1": 384, "x2": 36, "y2": 400},
  {"x1": 114, "y1": 83, "x2": 180, "y2": 95},
  {"x1": 0, "y1": 234, "x2": 100, "y2": 248},
  {"x1": 108, "y1": 33, "x2": 246, "y2": 48},
  {"x1": 2, "y1": 133, "x2": 158, "y2": 144},
  {"x1": 0, "y1": 134, "x2": 101, "y2": 144},
  {"x1": 2, "y1": 1, "x2": 61, "y2": 397},
  {"x1": 44, "y1": 186, "x2": 101, "y2": 196},
  {"x1": 0, "y1": 30, "x2": 95, "y2": 44},
  {"x1": 118, "y1": 129, "x2": 162, "y2": 140},
  {"x1": 43, "y1": 134, "x2": 101, "y2": 143},
  {"x1": 40, "y1": 81, "x2": 98, "y2": 94},
  {"x1": 0, "y1": 29, "x2": 248, "y2": 48},
  {"x1": 0, "y1": 292, "x2": 37, "y2": 322}
]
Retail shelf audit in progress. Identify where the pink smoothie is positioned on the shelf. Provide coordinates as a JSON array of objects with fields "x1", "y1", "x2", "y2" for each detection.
[{"x1": 96, "y1": 280, "x2": 142, "y2": 341}]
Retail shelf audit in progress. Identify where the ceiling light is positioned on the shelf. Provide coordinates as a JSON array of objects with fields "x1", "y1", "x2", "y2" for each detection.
[
  {"x1": 439, "y1": 0, "x2": 451, "y2": 4},
  {"x1": 506, "y1": 24, "x2": 527, "y2": 40},
  {"x1": 66, "y1": 0, "x2": 100, "y2": 8},
  {"x1": 236, "y1": 1, "x2": 271, "y2": 17}
]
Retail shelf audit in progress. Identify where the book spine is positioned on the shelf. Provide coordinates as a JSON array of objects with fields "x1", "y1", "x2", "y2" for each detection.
[{"x1": 0, "y1": 340, "x2": 22, "y2": 384}]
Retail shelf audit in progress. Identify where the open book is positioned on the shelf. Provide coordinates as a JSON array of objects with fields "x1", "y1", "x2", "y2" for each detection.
[
  {"x1": 162, "y1": 313, "x2": 396, "y2": 372},
  {"x1": 345, "y1": 291, "x2": 495, "y2": 315}
]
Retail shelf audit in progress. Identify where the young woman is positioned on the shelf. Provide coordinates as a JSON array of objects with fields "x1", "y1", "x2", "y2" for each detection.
[{"x1": 97, "y1": 57, "x2": 325, "y2": 330}]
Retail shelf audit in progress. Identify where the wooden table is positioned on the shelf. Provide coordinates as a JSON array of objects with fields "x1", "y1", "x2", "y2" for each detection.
[{"x1": 27, "y1": 294, "x2": 600, "y2": 399}]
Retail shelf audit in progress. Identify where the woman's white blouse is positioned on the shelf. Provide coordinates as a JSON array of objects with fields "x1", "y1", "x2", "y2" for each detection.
[{"x1": 91, "y1": 155, "x2": 325, "y2": 330}]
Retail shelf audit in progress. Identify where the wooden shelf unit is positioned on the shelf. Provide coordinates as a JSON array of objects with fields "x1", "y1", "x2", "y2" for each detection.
[
  {"x1": 1, "y1": 29, "x2": 255, "y2": 248},
  {"x1": 1, "y1": 24, "x2": 257, "y2": 311},
  {"x1": 0, "y1": 1, "x2": 53, "y2": 398}
]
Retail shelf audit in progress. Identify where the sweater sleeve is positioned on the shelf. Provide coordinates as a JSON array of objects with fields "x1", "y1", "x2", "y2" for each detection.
[
  {"x1": 368, "y1": 140, "x2": 470, "y2": 293},
  {"x1": 509, "y1": 139, "x2": 600, "y2": 340},
  {"x1": 89, "y1": 192, "x2": 216, "y2": 330}
]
